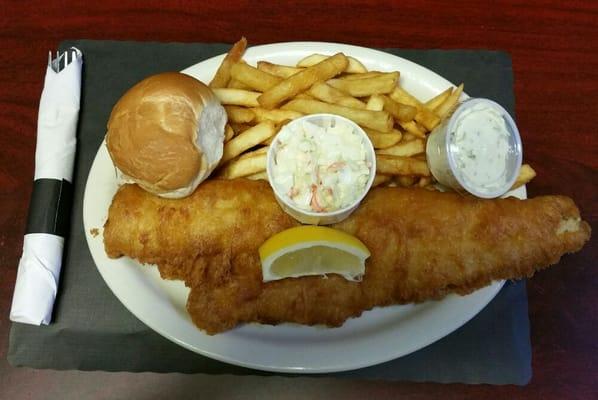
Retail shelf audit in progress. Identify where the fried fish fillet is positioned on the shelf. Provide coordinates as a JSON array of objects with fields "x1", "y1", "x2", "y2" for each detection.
[{"x1": 103, "y1": 180, "x2": 591, "y2": 334}]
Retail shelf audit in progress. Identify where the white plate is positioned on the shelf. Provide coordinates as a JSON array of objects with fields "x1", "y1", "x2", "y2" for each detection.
[{"x1": 83, "y1": 42, "x2": 525, "y2": 373}]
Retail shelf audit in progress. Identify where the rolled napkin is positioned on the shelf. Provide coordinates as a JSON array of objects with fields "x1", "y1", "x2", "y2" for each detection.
[{"x1": 10, "y1": 48, "x2": 83, "y2": 325}]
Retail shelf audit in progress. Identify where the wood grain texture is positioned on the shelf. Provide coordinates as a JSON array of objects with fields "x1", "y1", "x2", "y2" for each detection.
[{"x1": 0, "y1": 1, "x2": 596, "y2": 398}]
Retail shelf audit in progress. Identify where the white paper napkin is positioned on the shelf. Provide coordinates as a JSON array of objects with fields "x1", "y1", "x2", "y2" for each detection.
[{"x1": 10, "y1": 48, "x2": 83, "y2": 325}]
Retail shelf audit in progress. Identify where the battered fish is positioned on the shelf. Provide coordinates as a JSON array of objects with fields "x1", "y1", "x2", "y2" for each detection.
[{"x1": 103, "y1": 180, "x2": 590, "y2": 334}]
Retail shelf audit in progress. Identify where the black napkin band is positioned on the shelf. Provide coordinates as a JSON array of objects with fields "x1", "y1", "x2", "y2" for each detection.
[{"x1": 26, "y1": 178, "x2": 73, "y2": 237}]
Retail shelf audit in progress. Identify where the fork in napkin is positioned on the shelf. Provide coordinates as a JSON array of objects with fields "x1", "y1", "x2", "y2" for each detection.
[{"x1": 10, "y1": 48, "x2": 83, "y2": 325}]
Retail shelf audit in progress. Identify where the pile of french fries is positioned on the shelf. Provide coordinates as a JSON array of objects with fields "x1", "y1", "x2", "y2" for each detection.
[{"x1": 210, "y1": 38, "x2": 535, "y2": 191}]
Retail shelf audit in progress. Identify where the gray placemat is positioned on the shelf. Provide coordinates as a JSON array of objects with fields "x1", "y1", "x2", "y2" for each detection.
[{"x1": 8, "y1": 40, "x2": 531, "y2": 385}]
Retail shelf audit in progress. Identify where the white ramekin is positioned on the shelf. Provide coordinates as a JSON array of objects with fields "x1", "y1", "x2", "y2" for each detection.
[{"x1": 267, "y1": 113, "x2": 376, "y2": 225}]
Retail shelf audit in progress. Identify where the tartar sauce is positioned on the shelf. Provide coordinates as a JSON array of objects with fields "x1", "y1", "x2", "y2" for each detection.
[
  {"x1": 272, "y1": 119, "x2": 370, "y2": 212},
  {"x1": 449, "y1": 102, "x2": 511, "y2": 194}
]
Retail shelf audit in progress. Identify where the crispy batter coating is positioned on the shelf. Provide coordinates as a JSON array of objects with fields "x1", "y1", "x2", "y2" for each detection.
[{"x1": 104, "y1": 180, "x2": 591, "y2": 334}]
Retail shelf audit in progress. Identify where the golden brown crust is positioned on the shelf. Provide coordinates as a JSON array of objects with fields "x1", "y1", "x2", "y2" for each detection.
[
  {"x1": 106, "y1": 72, "x2": 220, "y2": 193},
  {"x1": 103, "y1": 180, "x2": 299, "y2": 281},
  {"x1": 103, "y1": 181, "x2": 591, "y2": 334}
]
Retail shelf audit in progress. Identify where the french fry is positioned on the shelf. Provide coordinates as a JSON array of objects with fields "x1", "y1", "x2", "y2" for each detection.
[
  {"x1": 224, "y1": 124, "x2": 235, "y2": 142},
  {"x1": 258, "y1": 53, "x2": 349, "y2": 109},
  {"x1": 376, "y1": 154, "x2": 430, "y2": 176},
  {"x1": 251, "y1": 108, "x2": 303, "y2": 124},
  {"x1": 262, "y1": 136, "x2": 275, "y2": 145},
  {"x1": 382, "y1": 95, "x2": 418, "y2": 123},
  {"x1": 435, "y1": 83, "x2": 464, "y2": 120},
  {"x1": 366, "y1": 94, "x2": 385, "y2": 111},
  {"x1": 389, "y1": 86, "x2": 419, "y2": 107},
  {"x1": 209, "y1": 37, "x2": 247, "y2": 88},
  {"x1": 363, "y1": 128, "x2": 403, "y2": 149},
  {"x1": 224, "y1": 105, "x2": 255, "y2": 124},
  {"x1": 390, "y1": 87, "x2": 440, "y2": 131},
  {"x1": 282, "y1": 98, "x2": 393, "y2": 132},
  {"x1": 297, "y1": 53, "x2": 367, "y2": 73},
  {"x1": 397, "y1": 176, "x2": 416, "y2": 187},
  {"x1": 227, "y1": 79, "x2": 253, "y2": 90},
  {"x1": 376, "y1": 139, "x2": 425, "y2": 157},
  {"x1": 398, "y1": 120, "x2": 426, "y2": 139},
  {"x1": 401, "y1": 132, "x2": 417, "y2": 142},
  {"x1": 416, "y1": 121, "x2": 427, "y2": 132},
  {"x1": 424, "y1": 87, "x2": 452, "y2": 111},
  {"x1": 510, "y1": 164, "x2": 536, "y2": 190},
  {"x1": 220, "y1": 153, "x2": 267, "y2": 179},
  {"x1": 418, "y1": 176, "x2": 433, "y2": 187},
  {"x1": 262, "y1": 120, "x2": 290, "y2": 145},
  {"x1": 295, "y1": 92, "x2": 314, "y2": 100},
  {"x1": 327, "y1": 72, "x2": 399, "y2": 97},
  {"x1": 276, "y1": 119, "x2": 293, "y2": 128},
  {"x1": 213, "y1": 88, "x2": 261, "y2": 107},
  {"x1": 230, "y1": 122, "x2": 253, "y2": 135},
  {"x1": 414, "y1": 108, "x2": 441, "y2": 131},
  {"x1": 246, "y1": 171, "x2": 269, "y2": 181},
  {"x1": 372, "y1": 174, "x2": 392, "y2": 187},
  {"x1": 221, "y1": 121, "x2": 276, "y2": 164},
  {"x1": 257, "y1": 61, "x2": 303, "y2": 78},
  {"x1": 307, "y1": 82, "x2": 366, "y2": 109},
  {"x1": 339, "y1": 71, "x2": 385, "y2": 80},
  {"x1": 230, "y1": 62, "x2": 282, "y2": 92}
]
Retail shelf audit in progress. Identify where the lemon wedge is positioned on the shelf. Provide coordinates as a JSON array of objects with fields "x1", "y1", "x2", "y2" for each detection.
[{"x1": 259, "y1": 226, "x2": 370, "y2": 282}]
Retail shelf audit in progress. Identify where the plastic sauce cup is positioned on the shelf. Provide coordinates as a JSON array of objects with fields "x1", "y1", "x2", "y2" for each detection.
[
  {"x1": 266, "y1": 114, "x2": 376, "y2": 225},
  {"x1": 426, "y1": 98, "x2": 522, "y2": 199}
]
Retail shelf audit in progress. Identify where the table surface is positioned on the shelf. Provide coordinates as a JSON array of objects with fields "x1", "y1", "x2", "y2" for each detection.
[{"x1": 1, "y1": 1, "x2": 596, "y2": 399}]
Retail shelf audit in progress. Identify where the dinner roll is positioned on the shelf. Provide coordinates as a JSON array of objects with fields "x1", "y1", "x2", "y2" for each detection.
[{"x1": 106, "y1": 72, "x2": 227, "y2": 198}]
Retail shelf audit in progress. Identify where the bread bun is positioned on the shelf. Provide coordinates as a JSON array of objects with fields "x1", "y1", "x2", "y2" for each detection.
[{"x1": 106, "y1": 72, "x2": 226, "y2": 198}]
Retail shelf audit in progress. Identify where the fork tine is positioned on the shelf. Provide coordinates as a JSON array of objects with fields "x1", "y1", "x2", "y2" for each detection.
[{"x1": 48, "y1": 48, "x2": 78, "y2": 72}]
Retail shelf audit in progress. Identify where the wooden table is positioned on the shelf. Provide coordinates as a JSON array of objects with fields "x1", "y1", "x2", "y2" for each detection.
[{"x1": 1, "y1": 2, "x2": 595, "y2": 398}]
